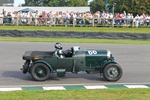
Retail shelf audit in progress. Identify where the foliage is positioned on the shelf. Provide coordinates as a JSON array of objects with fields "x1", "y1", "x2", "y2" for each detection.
[
  {"x1": 108, "y1": 0, "x2": 150, "y2": 15},
  {"x1": 23, "y1": 0, "x2": 88, "y2": 7},
  {"x1": 89, "y1": 0, "x2": 105, "y2": 13},
  {"x1": 22, "y1": 0, "x2": 150, "y2": 15}
]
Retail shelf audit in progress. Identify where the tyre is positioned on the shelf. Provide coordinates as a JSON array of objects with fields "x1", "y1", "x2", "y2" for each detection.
[
  {"x1": 30, "y1": 63, "x2": 50, "y2": 81},
  {"x1": 103, "y1": 63, "x2": 123, "y2": 81}
]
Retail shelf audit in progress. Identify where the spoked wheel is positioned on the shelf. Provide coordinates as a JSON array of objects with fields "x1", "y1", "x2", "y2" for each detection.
[
  {"x1": 31, "y1": 63, "x2": 50, "y2": 81},
  {"x1": 103, "y1": 63, "x2": 123, "y2": 81}
]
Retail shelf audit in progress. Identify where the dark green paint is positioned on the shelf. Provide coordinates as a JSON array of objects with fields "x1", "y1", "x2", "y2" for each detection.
[
  {"x1": 22, "y1": 46, "x2": 121, "y2": 81},
  {"x1": 22, "y1": 86, "x2": 43, "y2": 90},
  {"x1": 64, "y1": 85, "x2": 86, "y2": 90},
  {"x1": 146, "y1": 84, "x2": 150, "y2": 88},
  {"x1": 106, "y1": 85, "x2": 127, "y2": 89}
]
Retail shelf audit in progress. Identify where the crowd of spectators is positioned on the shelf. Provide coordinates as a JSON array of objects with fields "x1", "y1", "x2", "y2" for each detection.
[{"x1": 0, "y1": 10, "x2": 150, "y2": 27}]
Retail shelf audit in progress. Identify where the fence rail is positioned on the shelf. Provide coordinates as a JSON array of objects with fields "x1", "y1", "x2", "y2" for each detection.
[{"x1": 0, "y1": 16, "x2": 149, "y2": 28}]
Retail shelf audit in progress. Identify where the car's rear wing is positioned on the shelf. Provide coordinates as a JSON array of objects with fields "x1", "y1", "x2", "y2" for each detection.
[{"x1": 23, "y1": 51, "x2": 54, "y2": 60}]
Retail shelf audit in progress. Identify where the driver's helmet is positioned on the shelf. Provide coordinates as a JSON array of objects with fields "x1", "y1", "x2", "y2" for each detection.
[{"x1": 55, "y1": 42, "x2": 62, "y2": 50}]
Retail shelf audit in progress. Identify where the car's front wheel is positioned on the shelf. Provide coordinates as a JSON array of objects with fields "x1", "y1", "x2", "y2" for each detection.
[
  {"x1": 30, "y1": 63, "x2": 50, "y2": 81},
  {"x1": 103, "y1": 63, "x2": 123, "y2": 81}
]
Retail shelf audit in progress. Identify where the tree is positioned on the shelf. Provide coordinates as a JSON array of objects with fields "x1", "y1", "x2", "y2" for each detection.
[
  {"x1": 22, "y1": 0, "x2": 150, "y2": 15},
  {"x1": 108, "y1": 0, "x2": 150, "y2": 15},
  {"x1": 66, "y1": 0, "x2": 88, "y2": 7},
  {"x1": 22, "y1": 0, "x2": 88, "y2": 7},
  {"x1": 90, "y1": 0, "x2": 105, "y2": 13}
]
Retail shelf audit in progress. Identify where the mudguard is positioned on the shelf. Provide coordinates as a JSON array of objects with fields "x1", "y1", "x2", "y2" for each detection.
[
  {"x1": 32, "y1": 60, "x2": 54, "y2": 73},
  {"x1": 102, "y1": 60, "x2": 117, "y2": 69}
]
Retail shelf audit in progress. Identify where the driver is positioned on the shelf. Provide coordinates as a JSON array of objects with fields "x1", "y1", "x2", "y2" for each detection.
[
  {"x1": 63, "y1": 48, "x2": 73, "y2": 57},
  {"x1": 54, "y1": 42, "x2": 63, "y2": 58}
]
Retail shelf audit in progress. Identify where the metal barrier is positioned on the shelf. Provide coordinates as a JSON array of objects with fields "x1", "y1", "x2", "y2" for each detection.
[{"x1": 0, "y1": 17, "x2": 149, "y2": 28}]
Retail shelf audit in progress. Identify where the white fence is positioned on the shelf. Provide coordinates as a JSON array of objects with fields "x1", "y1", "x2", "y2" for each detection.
[{"x1": 0, "y1": 16, "x2": 150, "y2": 28}]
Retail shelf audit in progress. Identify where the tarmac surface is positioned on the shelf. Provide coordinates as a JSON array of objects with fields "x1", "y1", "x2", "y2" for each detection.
[{"x1": 0, "y1": 42, "x2": 150, "y2": 88}]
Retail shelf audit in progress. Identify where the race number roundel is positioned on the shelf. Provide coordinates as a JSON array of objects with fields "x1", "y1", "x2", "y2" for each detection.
[{"x1": 88, "y1": 50, "x2": 97, "y2": 55}]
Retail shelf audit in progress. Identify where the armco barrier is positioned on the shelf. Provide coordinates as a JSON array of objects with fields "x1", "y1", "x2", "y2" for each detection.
[{"x1": 0, "y1": 30, "x2": 150, "y2": 40}]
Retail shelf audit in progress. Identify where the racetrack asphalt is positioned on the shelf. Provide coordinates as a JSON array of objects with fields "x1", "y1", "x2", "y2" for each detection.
[{"x1": 0, "y1": 42, "x2": 150, "y2": 90}]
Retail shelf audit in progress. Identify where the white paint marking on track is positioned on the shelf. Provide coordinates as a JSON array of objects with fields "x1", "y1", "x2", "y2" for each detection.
[
  {"x1": 84, "y1": 85, "x2": 107, "y2": 89},
  {"x1": 0, "y1": 88, "x2": 22, "y2": 91},
  {"x1": 43, "y1": 86, "x2": 66, "y2": 90},
  {"x1": 124, "y1": 85, "x2": 149, "y2": 88}
]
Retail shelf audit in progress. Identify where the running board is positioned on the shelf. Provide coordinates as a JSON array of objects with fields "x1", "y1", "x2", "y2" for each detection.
[{"x1": 57, "y1": 69, "x2": 66, "y2": 77}]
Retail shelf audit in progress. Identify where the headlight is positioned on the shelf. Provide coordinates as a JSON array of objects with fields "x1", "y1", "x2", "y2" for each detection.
[{"x1": 107, "y1": 50, "x2": 111, "y2": 59}]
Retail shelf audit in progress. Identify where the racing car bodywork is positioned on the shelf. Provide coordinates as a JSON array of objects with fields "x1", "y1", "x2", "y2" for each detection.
[{"x1": 21, "y1": 45, "x2": 123, "y2": 81}]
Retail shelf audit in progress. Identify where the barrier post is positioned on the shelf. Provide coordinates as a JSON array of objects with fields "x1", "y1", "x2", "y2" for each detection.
[
  {"x1": 16, "y1": 17, "x2": 18, "y2": 26},
  {"x1": 92, "y1": 18, "x2": 94, "y2": 27},
  {"x1": 112, "y1": 18, "x2": 114, "y2": 27},
  {"x1": 132, "y1": 18, "x2": 134, "y2": 28}
]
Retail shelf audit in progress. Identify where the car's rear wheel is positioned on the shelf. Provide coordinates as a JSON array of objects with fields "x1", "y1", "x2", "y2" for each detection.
[
  {"x1": 31, "y1": 63, "x2": 50, "y2": 81},
  {"x1": 103, "y1": 63, "x2": 123, "y2": 81}
]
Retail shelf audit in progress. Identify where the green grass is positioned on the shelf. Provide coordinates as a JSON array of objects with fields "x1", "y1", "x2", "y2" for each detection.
[
  {"x1": 0, "y1": 26, "x2": 150, "y2": 33},
  {"x1": 0, "y1": 37, "x2": 150, "y2": 44},
  {"x1": 0, "y1": 89, "x2": 150, "y2": 100}
]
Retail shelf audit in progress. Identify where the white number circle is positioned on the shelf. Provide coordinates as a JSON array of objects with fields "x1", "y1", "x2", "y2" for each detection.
[{"x1": 88, "y1": 50, "x2": 97, "y2": 55}]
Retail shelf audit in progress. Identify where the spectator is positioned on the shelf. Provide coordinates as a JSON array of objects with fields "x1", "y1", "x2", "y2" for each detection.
[
  {"x1": 33, "y1": 11, "x2": 39, "y2": 26},
  {"x1": 134, "y1": 14, "x2": 140, "y2": 28},
  {"x1": 0, "y1": 13, "x2": 3, "y2": 25},
  {"x1": 21, "y1": 12, "x2": 27, "y2": 23},
  {"x1": 43, "y1": 12, "x2": 48, "y2": 25},
  {"x1": 47, "y1": 11, "x2": 53, "y2": 25},
  {"x1": 126, "y1": 13, "x2": 131, "y2": 26},
  {"x1": 116, "y1": 13, "x2": 121, "y2": 25},
  {"x1": 93, "y1": 11, "x2": 100, "y2": 24},
  {"x1": 38, "y1": 13, "x2": 43, "y2": 26},
  {"x1": 121, "y1": 13, "x2": 126, "y2": 27},
  {"x1": 146, "y1": 14, "x2": 150, "y2": 26},
  {"x1": 28, "y1": 12, "x2": 33, "y2": 24},
  {"x1": 84, "y1": 13, "x2": 90, "y2": 25},
  {"x1": 12, "y1": 12, "x2": 18, "y2": 25},
  {"x1": 1, "y1": 10, "x2": 149, "y2": 27},
  {"x1": 7, "y1": 12, "x2": 12, "y2": 23},
  {"x1": 65, "y1": 11, "x2": 70, "y2": 25},
  {"x1": 18, "y1": 12, "x2": 23, "y2": 24},
  {"x1": 88, "y1": 12, "x2": 93, "y2": 24}
]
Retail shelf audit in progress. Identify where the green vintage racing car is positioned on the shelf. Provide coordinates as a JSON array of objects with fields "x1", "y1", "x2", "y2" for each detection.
[{"x1": 21, "y1": 43, "x2": 123, "y2": 81}]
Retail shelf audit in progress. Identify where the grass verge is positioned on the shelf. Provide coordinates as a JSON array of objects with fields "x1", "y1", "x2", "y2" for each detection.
[
  {"x1": 0, "y1": 37, "x2": 150, "y2": 44},
  {"x1": 0, "y1": 26, "x2": 150, "y2": 34},
  {"x1": 0, "y1": 89, "x2": 150, "y2": 100}
]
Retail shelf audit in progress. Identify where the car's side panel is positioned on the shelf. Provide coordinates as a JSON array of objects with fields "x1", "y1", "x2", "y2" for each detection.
[
  {"x1": 42, "y1": 56, "x2": 74, "y2": 71},
  {"x1": 85, "y1": 50, "x2": 108, "y2": 70},
  {"x1": 57, "y1": 57, "x2": 74, "y2": 71},
  {"x1": 42, "y1": 56, "x2": 58, "y2": 70},
  {"x1": 74, "y1": 51, "x2": 86, "y2": 72}
]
